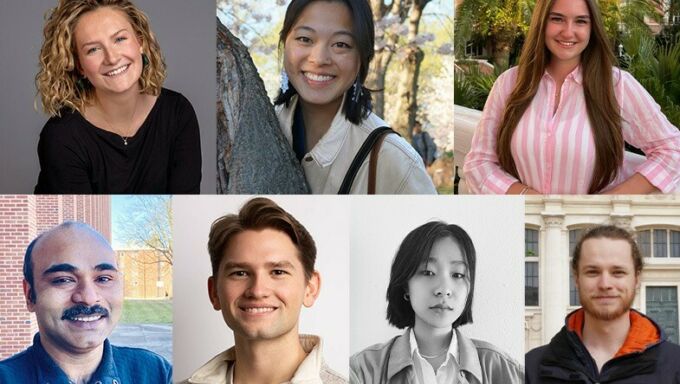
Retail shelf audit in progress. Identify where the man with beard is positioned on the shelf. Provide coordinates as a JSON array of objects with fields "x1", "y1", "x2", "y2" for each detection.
[
  {"x1": 526, "y1": 225, "x2": 680, "y2": 383},
  {"x1": 0, "y1": 221, "x2": 172, "y2": 383}
]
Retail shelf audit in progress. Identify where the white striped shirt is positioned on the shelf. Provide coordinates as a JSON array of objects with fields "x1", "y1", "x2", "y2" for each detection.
[{"x1": 464, "y1": 66, "x2": 680, "y2": 194}]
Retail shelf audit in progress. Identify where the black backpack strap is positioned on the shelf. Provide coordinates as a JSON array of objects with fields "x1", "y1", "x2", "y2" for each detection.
[{"x1": 338, "y1": 126, "x2": 396, "y2": 194}]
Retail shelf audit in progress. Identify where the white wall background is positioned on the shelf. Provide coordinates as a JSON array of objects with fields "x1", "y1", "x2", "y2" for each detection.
[
  {"x1": 350, "y1": 195, "x2": 525, "y2": 363},
  {"x1": 173, "y1": 196, "x2": 350, "y2": 382}
]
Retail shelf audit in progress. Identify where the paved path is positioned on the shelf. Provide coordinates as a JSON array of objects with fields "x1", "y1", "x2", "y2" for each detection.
[{"x1": 109, "y1": 323, "x2": 172, "y2": 363}]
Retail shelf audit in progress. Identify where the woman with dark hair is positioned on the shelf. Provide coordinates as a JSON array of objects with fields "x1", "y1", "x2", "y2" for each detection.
[
  {"x1": 275, "y1": 0, "x2": 435, "y2": 194},
  {"x1": 464, "y1": 0, "x2": 680, "y2": 195},
  {"x1": 34, "y1": 0, "x2": 201, "y2": 193},
  {"x1": 350, "y1": 221, "x2": 523, "y2": 383}
]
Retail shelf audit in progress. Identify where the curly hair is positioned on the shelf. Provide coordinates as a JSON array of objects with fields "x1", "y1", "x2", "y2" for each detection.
[{"x1": 36, "y1": 0, "x2": 166, "y2": 116}]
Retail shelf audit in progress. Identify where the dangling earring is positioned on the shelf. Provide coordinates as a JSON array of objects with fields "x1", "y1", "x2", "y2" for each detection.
[
  {"x1": 351, "y1": 77, "x2": 362, "y2": 103},
  {"x1": 142, "y1": 52, "x2": 149, "y2": 68},
  {"x1": 280, "y1": 69, "x2": 289, "y2": 93},
  {"x1": 403, "y1": 293, "x2": 410, "y2": 301}
]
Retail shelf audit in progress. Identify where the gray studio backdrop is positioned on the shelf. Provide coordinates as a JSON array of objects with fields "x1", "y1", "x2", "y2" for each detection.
[
  {"x1": 0, "y1": 0, "x2": 216, "y2": 193},
  {"x1": 350, "y1": 195, "x2": 526, "y2": 363},
  {"x1": 173, "y1": 195, "x2": 350, "y2": 382}
]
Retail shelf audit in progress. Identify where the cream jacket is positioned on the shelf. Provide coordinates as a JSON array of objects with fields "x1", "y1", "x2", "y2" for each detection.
[
  {"x1": 276, "y1": 97, "x2": 436, "y2": 194},
  {"x1": 350, "y1": 328, "x2": 524, "y2": 384},
  {"x1": 184, "y1": 335, "x2": 347, "y2": 384}
]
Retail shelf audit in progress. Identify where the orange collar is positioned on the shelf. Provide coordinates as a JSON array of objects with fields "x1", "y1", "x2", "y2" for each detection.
[{"x1": 567, "y1": 309, "x2": 660, "y2": 358}]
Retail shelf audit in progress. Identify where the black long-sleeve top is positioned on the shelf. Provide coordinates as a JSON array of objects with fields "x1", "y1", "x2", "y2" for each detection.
[{"x1": 35, "y1": 88, "x2": 201, "y2": 194}]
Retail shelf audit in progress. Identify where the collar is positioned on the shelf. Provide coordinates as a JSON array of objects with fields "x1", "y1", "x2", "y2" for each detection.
[
  {"x1": 31, "y1": 333, "x2": 120, "y2": 384},
  {"x1": 566, "y1": 308, "x2": 661, "y2": 357},
  {"x1": 277, "y1": 95, "x2": 351, "y2": 167},
  {"x1": 187, "y1": 334, "x2": 325, "y2": 384},
  {"x1": 408, "y1": 327, "x2": 458, "y2": 363},
  {"x1": 543, "y1": 65, "x2": 583, "y2": 85},
  {"x1": 386, "y1": 328, "x2": 482, "y2": 382}
]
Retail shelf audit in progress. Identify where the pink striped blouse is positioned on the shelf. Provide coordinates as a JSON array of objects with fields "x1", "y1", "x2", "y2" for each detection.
[{"x1": 463, "y1": 66, "x2": 680, "y2": 194}]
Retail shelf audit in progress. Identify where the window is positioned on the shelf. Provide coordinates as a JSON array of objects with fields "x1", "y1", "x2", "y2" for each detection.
[
  {"x1": 526, "y1": 228, "x2": 539, "y2": 257},
  {"x1": 525, "y1": 262, "x2": 539, "y2": 306},
  {"x1": 525, "y1": 228, "x2": 539, "y2": 306},
  {"x1": 637, "y1": 228, "x2": 680, "y2": 258},
  {"x1": 569, "y1": 229, "x2": 584, "y2": 306}
]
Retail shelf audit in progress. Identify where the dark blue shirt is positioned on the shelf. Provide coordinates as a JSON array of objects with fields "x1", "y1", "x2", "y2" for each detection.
[{"x1": 0, "y1": 333, "x2": 172, "y2": 384}]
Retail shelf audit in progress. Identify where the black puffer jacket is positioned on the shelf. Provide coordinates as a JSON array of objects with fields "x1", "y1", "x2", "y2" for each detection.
[{"x1": 526, "y1": 309, "x2": 680, "y2": 383}]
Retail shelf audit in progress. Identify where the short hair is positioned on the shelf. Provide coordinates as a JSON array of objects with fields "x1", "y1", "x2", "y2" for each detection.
[
  {"x1": 208, "y1": 198, "x2": 316, "y2": 280},
  {"x1": 23, "y1": 221, "x2": 109, "y2": 303},
  {"x1": 273, "y1": 0, "x2": 375, "y2": 124},
  {"x1": 571, "y1": 225, "x2": 643, "y2": 274},
  {"x1": 386, "y1": 221, "x2": 476, "y2": 329},
  {"x1": 36, "y1": 0, "x2": 166, "y2": 116}
]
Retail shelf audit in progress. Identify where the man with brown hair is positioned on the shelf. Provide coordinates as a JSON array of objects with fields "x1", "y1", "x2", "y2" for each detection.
[
  {"x1": 526, "y1": 225, "x2": 680, "y2": 383},
  {"x1": 184, "y1": 197, "x2": 346, "y2": 384}
]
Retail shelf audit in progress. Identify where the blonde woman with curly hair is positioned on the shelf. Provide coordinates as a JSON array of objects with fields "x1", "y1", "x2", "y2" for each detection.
[{"x1": 35, "y1": 0, "x2": 201, "y2": 193}]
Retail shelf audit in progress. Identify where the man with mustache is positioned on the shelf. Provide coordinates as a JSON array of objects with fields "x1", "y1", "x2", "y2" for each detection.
[
  {"x1": 526, "y1": 225, "x2": 680, "y2": 383},
  {"x1": 0, "y1": 221, "x2": 172, "y2": 383},
  {"x1": 183, "y1": 197, "x2": 346, "y2": 383}
]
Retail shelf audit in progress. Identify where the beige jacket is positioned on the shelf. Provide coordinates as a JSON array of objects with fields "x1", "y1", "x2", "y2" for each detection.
[
  {"x1": 184, "y1": 335, "x2": 347, "y2": 384},
  {"x1": 276, "y1": 97, "x2": 436, "y2": 194}
]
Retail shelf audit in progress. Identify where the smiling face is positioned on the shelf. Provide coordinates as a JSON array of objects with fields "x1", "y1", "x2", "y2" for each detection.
[
  {"x1": 73, "y1": 6, "x2": 143, "y2": 98},
  {"x1": 407, "y1": 237, "x2": 469, "y2": 331},
  {"x1": 208, "y1": 229, "x2": 320, "y2": 342},
  {"x1": 25, "y1": 225, "x2": 123, "y2": 356},
  {"x1": 283, "y1": 1, "x2": 360, "y2": 112},
  {"x1": 575, "y1": 237, "x2": 639, "y2": 321},
  {"x1": 544, "y1": 0, "x2": 592, "y2": 70}
]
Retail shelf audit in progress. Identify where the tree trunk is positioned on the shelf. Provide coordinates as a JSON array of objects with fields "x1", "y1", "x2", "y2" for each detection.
[
  {"x1": 366, "y1": 51, "x2": 393, "y2": 117},
  {"x1": 216, "y1": 18, "x2": 309, "y2": 194},
  {"x1": 394, "y1": 0, "x2": 429, "y2": 139},
  {"x1": 394, "y1": 45, "x2": 424, "y2": 138},
  {"x1": 366, "y1": 0, "x2": 406, "y2": 117}
]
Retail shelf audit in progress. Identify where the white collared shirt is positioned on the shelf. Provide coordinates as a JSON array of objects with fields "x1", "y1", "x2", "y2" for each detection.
[
  {"x1": 409, "y1": 328, "x2": 460, "y2": 384},
  {"x1": 276, "y1": 96, "x2": 436, "y2": 194},
  {"x1": 186, "y1": 335, "x2": 346, "y2": 384}
]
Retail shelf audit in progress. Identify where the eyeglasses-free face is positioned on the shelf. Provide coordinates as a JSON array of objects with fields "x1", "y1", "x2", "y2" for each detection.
[
  {"x1": 74, "y1": 7, "x2": 144, "y2": 99},
  {"x1": 209, "y1": 229, "x2": 320, "y2": 343},
  {"x1": 407, "y1": 237, "x2": 469, "y2": 332},
  {"x1": 575, "y1": 237, "x2": 639, "y2": 321},
  {"x1": 28, "y1": 227, "x2": 123, "y2": 357},
  {"x1": 283, "y1": 1, "x2": 360, "y2": 113},
  {"x1": 544, "y1": 0, "x2": 592, "y2": 70}
]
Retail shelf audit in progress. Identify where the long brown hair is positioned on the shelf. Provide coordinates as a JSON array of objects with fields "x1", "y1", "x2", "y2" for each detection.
[{"x1": 496, "y1": 0, "x2": 622, "y2": 193}]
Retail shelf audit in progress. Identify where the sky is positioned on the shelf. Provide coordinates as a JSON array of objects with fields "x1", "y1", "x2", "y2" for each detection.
[
  {"x1": 111, "y1": 195, "x2": 136, "y2": 249},
  {"x1": 111, "y1": 195, "x2": 171, "y2": 250}
]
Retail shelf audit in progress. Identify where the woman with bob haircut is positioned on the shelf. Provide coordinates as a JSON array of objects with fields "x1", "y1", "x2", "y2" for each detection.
[
  {"x1": 274, "y1": 0, "x2": 435, "y2": 194},
  {"x1": 464, "y1": 0, "x2": 680, "y2": 195},
  {"x1": 34, "y1": 0, "x2": 201, "y2": 193},
  {"x1": 350, "y1": 221, "x2": 523, "y2": 383}
]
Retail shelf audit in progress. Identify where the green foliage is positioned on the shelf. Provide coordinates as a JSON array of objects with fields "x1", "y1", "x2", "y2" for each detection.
[
  {"x1": 454, "y1": 0, "x2": 534, "y2": 64},
  {"x1": 623, "y1": 30, "x2": 680, "y2": 128},
  {"x1": 454, "y1": 63, "x2": 504, "y2": 110}
]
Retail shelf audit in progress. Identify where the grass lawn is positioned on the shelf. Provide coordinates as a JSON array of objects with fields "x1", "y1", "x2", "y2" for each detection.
[{"x1": 120, "y1": 299, "x2": 172, "y2": 324}]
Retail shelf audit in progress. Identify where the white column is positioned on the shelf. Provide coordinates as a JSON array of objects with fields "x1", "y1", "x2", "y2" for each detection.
[{"x1": 541, "y1": 213, "x2": 567, "y2": 342}]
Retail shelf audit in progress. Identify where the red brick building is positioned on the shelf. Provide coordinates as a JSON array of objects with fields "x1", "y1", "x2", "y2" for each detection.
[
  {"x1": 0, "y1": 195, "x2": 110, "y2": 359},
  {"x1": 117, "y1": 249, "x2": 173, "y2": 299}
]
